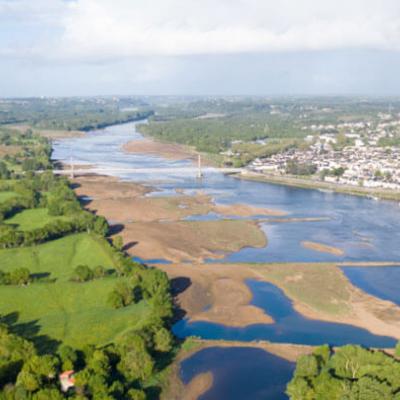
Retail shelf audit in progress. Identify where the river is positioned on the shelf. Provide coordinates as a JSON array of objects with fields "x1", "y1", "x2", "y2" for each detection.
[{"x1": 53, "y1": 121, "x2": 400, "y2": 399}]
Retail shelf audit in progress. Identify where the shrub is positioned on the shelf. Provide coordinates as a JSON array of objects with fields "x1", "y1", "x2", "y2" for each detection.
[{"x1": 71, "y1": 265, "x2": 94, "y2": 282}]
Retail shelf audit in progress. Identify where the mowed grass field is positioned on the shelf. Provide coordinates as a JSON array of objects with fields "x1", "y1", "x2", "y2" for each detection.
[
  {"x1": 0, "y1": 233, "x2": 151, "y2": 348},
  {"x1": 4, "y1": 208, "x2": 71, "y2": 231}
]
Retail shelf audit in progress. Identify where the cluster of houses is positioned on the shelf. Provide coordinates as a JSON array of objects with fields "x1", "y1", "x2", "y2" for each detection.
[{"x1": 248, "y1": 116, "x2": 400, "y2": 190}]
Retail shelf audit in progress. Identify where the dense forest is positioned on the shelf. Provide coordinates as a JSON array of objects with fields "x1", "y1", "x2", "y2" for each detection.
[{"x1": 0, "y1": 97, "x2": 152, "y2": 131}]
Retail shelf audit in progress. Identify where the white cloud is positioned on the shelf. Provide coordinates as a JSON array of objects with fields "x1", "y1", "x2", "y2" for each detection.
[{"x1": 2, "y1": 0, "x2": 400, "y2": 61}]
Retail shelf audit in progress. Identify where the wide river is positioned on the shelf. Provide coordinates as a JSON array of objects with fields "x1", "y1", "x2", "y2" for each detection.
[{"x1": 53, "y1": 121, "x2": 400, "y2": 399}]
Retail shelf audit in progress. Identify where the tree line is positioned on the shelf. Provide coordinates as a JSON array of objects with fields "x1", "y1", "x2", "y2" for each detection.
[{"x1": 287, "y1": 344, "x2": 400, "y2": 400}]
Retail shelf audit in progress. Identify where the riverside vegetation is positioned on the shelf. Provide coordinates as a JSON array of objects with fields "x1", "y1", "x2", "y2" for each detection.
[
  {"x1": 0, "y1": 127, "x2": 175, "y2": 399},
  {"x1": 287, "y1": 344, "x2": 400, "y2": 400}
]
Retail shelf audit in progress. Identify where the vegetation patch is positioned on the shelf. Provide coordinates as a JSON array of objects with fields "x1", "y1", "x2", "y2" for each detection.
[
  {"x1": 4, "y1": 208, "x2": 71, "y2": 231},
  {"x1": 287, "y1": 344, "x2": 400, "y2": 399},
  {"x1": 250, "y1": 263, "x2": 352, "y2": 316},
  {"x1": 0, "y1": 191, "x2": 17, "y2": 202}
]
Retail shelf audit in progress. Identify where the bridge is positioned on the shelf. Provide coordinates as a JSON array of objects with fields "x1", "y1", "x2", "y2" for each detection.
[
  {"x1": 54, "y1": 154, "x2": 243, "y2": 178},
  {"x1": 54, "y1": 166, "x2": 243, "y2": 178}
]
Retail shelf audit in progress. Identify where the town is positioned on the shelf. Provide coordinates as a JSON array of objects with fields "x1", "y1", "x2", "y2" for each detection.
[{"x1": 247, "y1": 113, "x2": 400, "y2": 190}]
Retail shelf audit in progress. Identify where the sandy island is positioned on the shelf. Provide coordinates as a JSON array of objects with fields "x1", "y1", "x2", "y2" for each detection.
[
  {"x1": 118, "y1": 220, "x2": 266, "y2": 263},
  {"x1": 73, "y1": 175, "x2": 285, "y2": 223},
  {"x1": 72, "y1": 175, "x2": 287, "y2": 263},
  {"x1": 123, "y1": 138, "x2": 197, "y2": 162},
  {"x1": 301, "y1": 240, "x2": 345, "y2": 256},
  {"x1": 159, "y1": 262, "x2": 400, "y2": 339}
]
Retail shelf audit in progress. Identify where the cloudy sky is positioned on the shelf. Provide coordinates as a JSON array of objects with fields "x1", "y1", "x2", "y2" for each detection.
[{"x1": 2, "y1": 0, "x2": 400, "y2": 97}]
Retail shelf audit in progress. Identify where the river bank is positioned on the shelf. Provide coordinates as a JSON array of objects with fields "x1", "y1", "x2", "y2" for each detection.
[
  {"x1": 161, "y1": 338, "x2": 313, "y2": 400},
  {"x1": 237, "y1": 171, "x2": 400, "y2": 202},
  {"x1": 159, "y1": 262, "x2": 400, "y2": 340}
]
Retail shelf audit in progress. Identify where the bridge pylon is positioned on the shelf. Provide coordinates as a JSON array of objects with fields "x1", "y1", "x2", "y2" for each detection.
[
  {"x1": 70, "y1": 157, "x2": 74, "y2": 179},
  {"x1": 197, "y1": 154, "x2": 203, "y2": 179}
]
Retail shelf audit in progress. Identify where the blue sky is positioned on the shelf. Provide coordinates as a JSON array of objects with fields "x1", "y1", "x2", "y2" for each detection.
[{"x1": 1, "y1": 0, "x2": 400, "y2": 97}]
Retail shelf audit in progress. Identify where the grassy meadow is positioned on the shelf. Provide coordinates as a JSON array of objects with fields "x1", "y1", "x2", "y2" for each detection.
[
  {"x1": 0, "y1": 191, "x2": 17, "y2": 202},
  {"x1": 4, "y1": 208, "x2": 72, "y2": 231},
  {"x1": 0, "y1": 232, "x2": 151, "y2": 348}
]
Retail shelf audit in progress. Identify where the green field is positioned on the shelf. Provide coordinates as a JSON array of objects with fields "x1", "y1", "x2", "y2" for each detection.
[
  {"x1": 4, "y1": 208, "x2": 71, "y2": 231},
  {"x1": 0, "y1": 233, "x2": 151, "y2": 348},
  {"x1": 0, "y1": 191, "x2": 17, "y2": 202}
]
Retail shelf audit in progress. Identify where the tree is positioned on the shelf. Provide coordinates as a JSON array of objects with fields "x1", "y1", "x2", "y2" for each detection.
[
  {"x1": 58, "y1": 345, "x2": 78, "y2": 371},
  {"x1": 9, "y1": 268, "x2": 31, "y2": 285},
  {"x1": 294, "y1": 354, "x2": 319, "y2": 378},
  {"x1": 72, "y1": 265, "x2": 94, "y2": 282},
  {"x1": 32, "y1": 388, "x2": 64, "y2": 400},
  {"x1": 93, "y1": 216, "x2": 108, "y2": 236},
  {"x1": 107, "y1": 291, "x2": 124, "y2": 309},
  {"x1": 351, "y1": 376, "x2": 393, "y2": 400},
  {"x1": 17, "y1": 355, "x2": 58, "y2": 392},
  {"x1": 154, "y1": 327, "x2": 173, "y2": 353},
  {"x1": 395, "y1": 341, "x2": 400, "y2": 357},
  {"x1": 114, "y1": 282, "x2": 134, "y2": 306},
  {"x1": 127, "y1": 388, "x2": 146, "y2": 400},
  {"x1": 93, "y1": 265, "x2": 106, "y2": 279},
  {"x1": 117, "y1": 333, "x2": 154, "y2": 381},
  {"x1": 0, "y1": 161, "x2": 10, "y2": 179},
  {"x1": 286, "y1": 345, "x2": 400, "y2": 400},
  {"x1": 332, "y1": 167, "x2": 345, "y2": 177},
  {"x1": 112, "y1": 236, "x2": 124, "y2": 251}
]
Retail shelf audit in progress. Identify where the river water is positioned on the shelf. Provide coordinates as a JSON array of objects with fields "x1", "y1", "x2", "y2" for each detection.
[{"x1": 53, "y1": 121, "x2": 400, "y2": 399}]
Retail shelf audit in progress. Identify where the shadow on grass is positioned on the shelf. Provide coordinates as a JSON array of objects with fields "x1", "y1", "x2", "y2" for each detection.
[{"x1": 1, "y1": 312, "x2": 61, "y2": 354}]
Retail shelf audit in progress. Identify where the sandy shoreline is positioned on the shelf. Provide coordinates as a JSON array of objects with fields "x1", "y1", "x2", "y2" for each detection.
[{"x1": 159, "y1": 262, "x2": 400, "y2": 339}]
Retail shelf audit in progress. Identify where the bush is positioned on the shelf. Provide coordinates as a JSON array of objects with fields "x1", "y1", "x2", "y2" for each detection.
[
  {"x1": 93, "y1": 265, "x2": 107, "y2": 279},
  {"x1": 107, "y1": 291, "x2": 125, "y2": 309},
  {"x1": 0, "y1": 268, "x2": 32, "y2": 286},
  {"x1": 71, "y1": 265, "x2": 94, "y2": 282}
]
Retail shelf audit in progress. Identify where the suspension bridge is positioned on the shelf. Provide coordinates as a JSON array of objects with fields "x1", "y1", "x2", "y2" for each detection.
[{"x1": 54, "y1": 154, "x2": 243, "y2": 178}]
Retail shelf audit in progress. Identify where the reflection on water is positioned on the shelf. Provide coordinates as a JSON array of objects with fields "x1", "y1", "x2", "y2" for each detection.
[
  {"x1": 180, "y1": 346, "x2": 295, "y2": 400},
  {"x1": 342, "y1": 266, "x2": 400, "y2": 306},
  {"x1": 173, "y1": 280, "x2": 396, "y2": 347}
]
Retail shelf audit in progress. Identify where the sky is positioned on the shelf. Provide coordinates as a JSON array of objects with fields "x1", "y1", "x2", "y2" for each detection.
[{"x1": 1, "y1": 0, "x2": 400, "y2": 97}]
